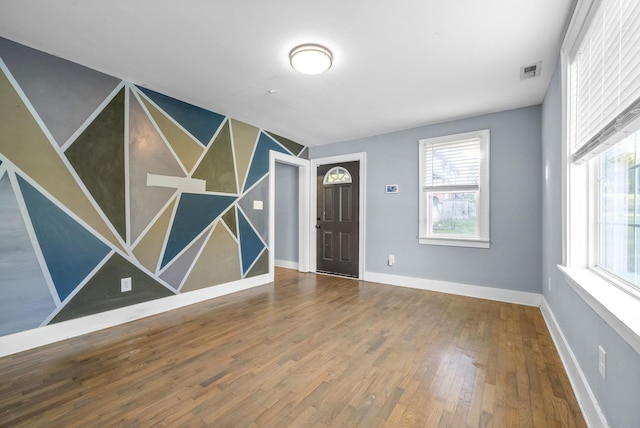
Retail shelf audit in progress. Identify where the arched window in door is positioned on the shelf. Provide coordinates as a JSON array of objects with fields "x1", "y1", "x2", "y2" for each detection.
[{"x1": 323, "y1": 166, "x2": 352, "y2": 184}]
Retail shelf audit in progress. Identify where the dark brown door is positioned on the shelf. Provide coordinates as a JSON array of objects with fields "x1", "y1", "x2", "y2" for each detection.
[{"x1": 316, "y1": 161, "x2": 359, "y2": 277}]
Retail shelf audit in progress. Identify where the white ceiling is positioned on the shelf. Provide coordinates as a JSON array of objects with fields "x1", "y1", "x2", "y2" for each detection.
[{"x1": 0, "y1": 0, "x2": 574, "y2": 146}]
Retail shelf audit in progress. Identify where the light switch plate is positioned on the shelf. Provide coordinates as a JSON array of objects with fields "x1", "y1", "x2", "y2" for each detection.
[
  {"x1": 598, "y1": 345, "x2": 606, "y2": 379},
  {"x1": 253, "y1": 200, "x2": 263, "y2": 210}
]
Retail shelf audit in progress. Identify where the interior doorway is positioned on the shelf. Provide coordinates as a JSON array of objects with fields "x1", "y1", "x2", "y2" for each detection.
[
  {"x1": 275, "y1": 162, "x2": 300, "y2": 269},
  {"x1": 268, "y1": 152, "x2": 310, "y2": 282}
]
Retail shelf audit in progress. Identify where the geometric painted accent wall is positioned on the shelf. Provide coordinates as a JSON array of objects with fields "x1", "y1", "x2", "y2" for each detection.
[{"x1": 0, "y1": 37, "x2": 306, "y2": 337}]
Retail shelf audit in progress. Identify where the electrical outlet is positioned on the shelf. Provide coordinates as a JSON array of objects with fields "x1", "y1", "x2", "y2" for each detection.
[
  {"x1": 388, "y1": 254, "x2": 395, "y2": 266},
  {"x1": 598, "y1": 345, "x2": 606, "y2": 379},
  {"x1": 121, "y1": 277, "x2": 132, "y2": 293}
]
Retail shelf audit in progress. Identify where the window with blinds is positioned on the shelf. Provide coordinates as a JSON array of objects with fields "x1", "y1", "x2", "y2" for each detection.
[
  {"x1": 423, "y1": 137, "x2": 481, "y2": 192},
  {"x1": 564, "y1": 0, "x2": 640, "y2": 294},
  {"x1": 418, "y1": 129, "x2": 490, "y2": 248},
  {"x1": 570, "y1": 0, "x2": 640, "y2": 162}
]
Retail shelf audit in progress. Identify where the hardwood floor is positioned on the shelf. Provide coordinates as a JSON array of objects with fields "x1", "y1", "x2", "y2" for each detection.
[{"x1": 0, "y1": 269, "x2": 585, "y2": 427}]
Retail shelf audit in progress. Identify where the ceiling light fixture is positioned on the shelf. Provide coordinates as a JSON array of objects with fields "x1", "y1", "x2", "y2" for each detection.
[{"x1": 289, "y1": 44, "x2": 333, "y2": 75}]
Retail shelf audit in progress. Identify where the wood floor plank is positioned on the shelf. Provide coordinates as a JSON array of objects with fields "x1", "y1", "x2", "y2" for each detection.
[{"x1": 0, "y1": 269, "x2": 586, "y2": 427}]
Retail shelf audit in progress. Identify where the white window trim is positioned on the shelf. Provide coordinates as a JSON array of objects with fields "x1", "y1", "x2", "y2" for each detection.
[
  {"x1": 268, "y1": 151, "x2": 311, "y2": 283},
  {"x1": 560, "y1": 0, "x2": 640, "y2": 354},
  {"x1": 418, "y1": 129, "x2": 490, "y2": 248}
]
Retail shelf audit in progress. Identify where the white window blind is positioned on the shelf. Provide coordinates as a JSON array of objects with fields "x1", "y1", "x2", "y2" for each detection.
[
  {"x1": 423, "y1": 138, "x2": 480, "y2": 192},
  {"x1": 571, "y1": 0, "x2": 640, "y2": 162},
  {"x1": 418, "y1": 129, "x2": 489, "y2": 248}
]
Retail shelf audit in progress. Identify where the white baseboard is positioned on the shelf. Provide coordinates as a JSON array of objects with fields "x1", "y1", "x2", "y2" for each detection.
[
  {"x1": 0, "y1": 274, "x2": 271, "y2": 358},
  {"x1": 364, "y1": 271, "x2": 542, "y2": 307},
  {"x1": 540, "y1": 298, "x2": 609, "y2": 428},
  {"x1": 275, "y1": 259, "x2": 299, "y2": 269}
]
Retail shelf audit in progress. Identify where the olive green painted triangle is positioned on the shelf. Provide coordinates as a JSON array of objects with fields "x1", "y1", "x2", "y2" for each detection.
[
  {"x1": 133, "y1": 198, "x2": 176, "y2": 273},
  {"x1": 230, "y1": 119, "x2": 259, "y2": 191},
  {"x1": 264, "y1": 131, "x2": 305, "y2": 156},
  {"x1": 0, "y1": 68, "x2": 124, "y2": 252},
  {"x1": 181, "y1": 221, "x2": 241, "y2": 292},
  {"x1": 50, "y1": 253, "x2": 174, "y2": 323},
  {"x1": 246, "y1": 250, "x2": 268, "y2": 278},
  {"x1": 192, "y1": 121, "x2": 237, "y2": 193},
  {"x1": 222, "y1": 205, "x2": 237, "y2": 238},
  {"x1": 65, "y1": 88, "x2": 126, "y2": 240}
]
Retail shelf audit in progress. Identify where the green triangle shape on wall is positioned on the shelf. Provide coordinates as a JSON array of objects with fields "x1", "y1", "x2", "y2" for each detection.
[
  {"x1": 264, "y1": 131, "x2": 305, "y2": 156},
  {"x1": 65, "y1": 88, "x2": 126, "y2": 240},
  {"x1": 192, "y1": 120, "x2": 237, "y2": 193},
  {"x1": 222, "y1": 205, "x2": 237, "y2": 238},
  {"x1": 50, "y1": 253, "x2": 174, "y2": 323},
  {"x1": 246, "y1": 249, "x2": 268, "y2": 278}
]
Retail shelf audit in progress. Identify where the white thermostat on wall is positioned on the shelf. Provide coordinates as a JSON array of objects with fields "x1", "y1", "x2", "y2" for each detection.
[{"x1": 385, "y1": 184, "x2": 399, "y2": 194}]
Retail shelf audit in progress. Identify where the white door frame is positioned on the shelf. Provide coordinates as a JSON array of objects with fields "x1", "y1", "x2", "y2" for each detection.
[
  {"x1": 269, "y1": 151, "x2": 310, "y2": 281},
  {"x1": 310, "y1": 152, "x2": 366, "y2": 280}
]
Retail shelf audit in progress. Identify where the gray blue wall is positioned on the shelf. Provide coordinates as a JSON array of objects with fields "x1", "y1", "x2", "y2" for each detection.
[
  {"x1": 275, "y1": 162, "x2": 299, "y2": 264},
  {"x1": 309, "y1": 106, "x2": 543, "y2": 294},
  {"x1": 542, "y1": 59, "x2": 640, "y2": 428}
]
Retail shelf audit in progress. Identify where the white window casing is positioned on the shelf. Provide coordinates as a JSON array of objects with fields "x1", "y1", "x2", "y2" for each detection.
[
  {"x1": 562, "y1": 0, "x2": 640, "y2": 353},
  {"x1": 418, "y1": 129, "x2": 490, "y2": 248}
]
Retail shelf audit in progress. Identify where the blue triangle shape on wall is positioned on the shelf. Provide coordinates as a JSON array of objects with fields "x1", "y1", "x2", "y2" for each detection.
[
  {"x1": 161, "y1": 193, "x2": 236, "y2": 269},
  {"x1": 17, "y1": 175, "x2": 111, "y2": 302},
  {"x1": 238, "y1": 209, "x2": 265, "y2": 275},
  {"x1": 137, "y1": 86, "x2": 225, "y2": 147},
  {"x1": 0, "y1": 173, "x2": 56, "y2": 335},
  {"x1": 243, "y1": 132, "x2": 290, "y2": 193}
]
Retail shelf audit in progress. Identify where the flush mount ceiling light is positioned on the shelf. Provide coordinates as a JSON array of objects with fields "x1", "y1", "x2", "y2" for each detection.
[{"x1": 289, "y1": 44, "x2": 333, "y2": 75}]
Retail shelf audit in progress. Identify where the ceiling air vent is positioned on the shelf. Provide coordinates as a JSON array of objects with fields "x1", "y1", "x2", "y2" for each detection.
[{"x1": 520, "y1": 61, "x2": 542, "y2": 80}]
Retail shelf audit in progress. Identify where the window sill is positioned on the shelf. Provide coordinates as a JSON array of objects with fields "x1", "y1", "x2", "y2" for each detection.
[
  {"x1": 557, "y1": 265, "x2": 640, "y2": 355},
  {"x1": 418, "y1": 237, "x2": 490, "y2": 248}
]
